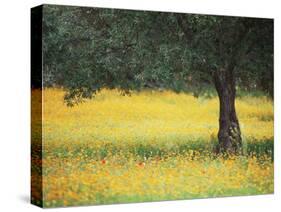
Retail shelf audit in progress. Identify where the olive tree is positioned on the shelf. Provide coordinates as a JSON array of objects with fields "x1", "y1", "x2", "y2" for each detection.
[{"x1": 42, "y1": 5, "x2": 273, "y2": 152}]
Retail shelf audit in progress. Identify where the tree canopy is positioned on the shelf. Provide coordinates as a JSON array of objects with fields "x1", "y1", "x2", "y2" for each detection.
[
  {"x1": 41, "y1": 5, "x2": 273, "y2": 106},
  {"x1": 39, "y1": 4, "x2": 273, "y2": 152}
]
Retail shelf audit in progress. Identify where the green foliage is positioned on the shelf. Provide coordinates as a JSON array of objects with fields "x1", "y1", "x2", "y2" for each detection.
[{"x1": 42, "y1": 5, "x2": 273, "y2": 103}]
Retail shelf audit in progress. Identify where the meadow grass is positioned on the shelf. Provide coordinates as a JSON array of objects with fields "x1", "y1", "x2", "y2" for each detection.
[{"x1": 31, "y1": 88, "x2": 274, "y2": 207}]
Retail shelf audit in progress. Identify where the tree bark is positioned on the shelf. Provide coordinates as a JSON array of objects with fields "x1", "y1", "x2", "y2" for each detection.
[{"x1": 213, "y1": 67, "x2": 242, "y2": 153}]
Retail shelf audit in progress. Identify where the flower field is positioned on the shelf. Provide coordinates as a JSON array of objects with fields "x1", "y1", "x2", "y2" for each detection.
[{"x1": 31, "y1": 88, "x2": 274, "y2": 207}]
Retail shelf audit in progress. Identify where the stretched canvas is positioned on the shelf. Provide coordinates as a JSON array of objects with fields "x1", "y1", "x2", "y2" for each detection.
[{"x1": 31, "y1": 4, "x2": 274, "y2": 208}]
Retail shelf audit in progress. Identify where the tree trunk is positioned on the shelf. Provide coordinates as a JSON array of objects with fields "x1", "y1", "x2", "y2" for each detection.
[{"x1": 213, "y1": 68, "x2": 242, "y2": 153}]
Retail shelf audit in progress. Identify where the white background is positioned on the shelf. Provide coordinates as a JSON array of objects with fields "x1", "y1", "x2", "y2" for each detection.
[{"x1": 0, "y1": 0, "x2": 280, "y2": 211}]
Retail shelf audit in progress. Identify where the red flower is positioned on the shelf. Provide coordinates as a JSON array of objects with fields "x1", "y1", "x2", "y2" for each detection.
[
  {"x1": 101, "y1": 159, "x2": 107, "y2": 165},
  {"x1": 137, "y1": 162, "x2": 145, "y2": 168}
]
